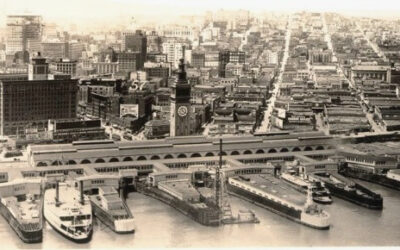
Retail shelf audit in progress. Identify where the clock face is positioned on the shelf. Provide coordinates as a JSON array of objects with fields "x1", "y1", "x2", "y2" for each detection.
[{"x1": 177, "y1": 106, "x2": 188, "y2": 117}]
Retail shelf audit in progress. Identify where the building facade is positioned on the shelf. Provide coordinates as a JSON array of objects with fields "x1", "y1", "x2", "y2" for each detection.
[
  {"x1": 122, "y1": 30, "x2": 147, "y2": 69},
  {"x1": 218, "y1": 50, "x2": 245, "y2": 77},
  {"x1": 6, "y1": 15, "x2": 43, "y2": 65},
  {"x1": 162, "y1": 42, "x2": 186, "y2": 69},
  {"x1": 54, "y1": 59, "x2": 77, "y2": 77},
  {"x1": 0, "y1": 78, "x2": 77, "y2": 137}
]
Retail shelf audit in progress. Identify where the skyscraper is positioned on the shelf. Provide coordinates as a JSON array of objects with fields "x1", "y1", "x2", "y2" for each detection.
[
  {"x1": 162, "y1": 41, "x2": 186, "y2": 69},
  {"x1": 218, "y1": 50, "x2": 245, "y2": 77},
  {"x1": 170, "y1": 59, "x2": 191, "y2": 137},
  {"x1": 122, "y1": 30, "x2": 147, "y2": 69},
  {"x1": 0, "y1": 54, "x2": 77, "y2": 137},
  {"x1": 5, "y1": 15, "x2": 43, "y2": 65}
]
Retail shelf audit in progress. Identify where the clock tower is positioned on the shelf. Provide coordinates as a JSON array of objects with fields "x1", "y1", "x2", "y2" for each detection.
[{"x1": 170, "y1": 59, "x2": 191, "y2": 137}]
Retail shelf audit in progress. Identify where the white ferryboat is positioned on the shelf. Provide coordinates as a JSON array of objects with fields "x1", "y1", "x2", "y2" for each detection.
[
  {"x1": 43, "y1": 181, "x2": 93, "y2": 243},
  {"x1": 281, "y1": 171, "x2": 332, "y2": 204},
  {"x1": 227, "y1": 173, "x2": 330, "y2": 229},
  {"x1": 89, "y1": 186, "x2": 135, "y2": 234}
]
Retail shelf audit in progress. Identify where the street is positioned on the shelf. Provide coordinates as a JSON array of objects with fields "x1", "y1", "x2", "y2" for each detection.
[{"x1": 256, "y1": 14, "x2": 292, "y2": 133}]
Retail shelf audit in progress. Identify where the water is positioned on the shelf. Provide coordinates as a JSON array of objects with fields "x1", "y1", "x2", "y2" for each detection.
[{"x1": 3, "y1": 180, "x2": 400, "y2": 248}]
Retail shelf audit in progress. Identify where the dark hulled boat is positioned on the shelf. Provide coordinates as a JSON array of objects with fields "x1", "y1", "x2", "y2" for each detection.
[
  {"x1": 339, "y1": 167, "x2": 400, "y2": 191},
  {"x1": 310, "y1": 172, "x2": 383, "y2": 209},
  {"x1": 0, "y1": 179, "x2": 43, "y2": 243}
]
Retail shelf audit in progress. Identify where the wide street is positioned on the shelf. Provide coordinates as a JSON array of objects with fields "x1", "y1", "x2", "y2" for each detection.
[{"x1": 256, "y1": 15, "x2": 292, "y2": 133}]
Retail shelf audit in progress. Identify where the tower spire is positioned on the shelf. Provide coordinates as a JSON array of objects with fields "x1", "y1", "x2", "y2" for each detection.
[{"x1": 177, "y1": 58, "x2": 187, "y2": 83}]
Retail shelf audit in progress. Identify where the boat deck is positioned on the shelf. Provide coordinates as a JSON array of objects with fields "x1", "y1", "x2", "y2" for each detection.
[
  {"x1": 44, "y1": 184, "x2": 92, "y2": 221},
  {"x1": 16, "y1": 200, "x2": 40, "y2": 222},
  {"x1": 90, "y1": 196, "x2": 130, "y2": 218},
  {"x1": 313, "y1": 172, "x2": 354, "y2": 186},
  {"x1": 158, "y1": 180, "x2": 200, "y2": 202},
  {"x1": 1, "y1": 197, "x2": 41, "y2": 231},
  {"x1": 231, "y1": 174, "x2": 307, "y2": 207}
]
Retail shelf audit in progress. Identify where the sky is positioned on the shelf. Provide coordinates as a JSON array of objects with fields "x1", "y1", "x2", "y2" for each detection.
[{"x1": 1, "y1": 0, "x2": 400, "y2": 30}]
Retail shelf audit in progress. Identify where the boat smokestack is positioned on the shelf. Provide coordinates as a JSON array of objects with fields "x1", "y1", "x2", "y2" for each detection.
[
  {"x1": 55, "y1": 181, "x2": 59, "y2": 205},
  {"x1": 219, "y1": 138, "x2": 223, "y2": 169},
  {"x1": 119, "y1": 178, "x2": 125, "y2": 201},
  {"x1": 80, "y1": 180, "x2": 84, "y2": 205}
]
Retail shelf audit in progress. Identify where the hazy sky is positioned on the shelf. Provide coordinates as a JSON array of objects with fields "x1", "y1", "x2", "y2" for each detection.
[{"x1": 1, "y1": 0, "x2": 400, "y2": 29}]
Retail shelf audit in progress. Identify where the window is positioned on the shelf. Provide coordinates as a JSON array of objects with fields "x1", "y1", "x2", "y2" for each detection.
[
  {"x1": 60, "y1": 216, "x2": 74, "y2": 221},
  {"x1": 76, "y1": 215, "x2": 91, "y2": 220}
]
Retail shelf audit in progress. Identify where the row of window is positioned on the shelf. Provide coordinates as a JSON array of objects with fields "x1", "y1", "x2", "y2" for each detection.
[
  {"x1": 233, "y1": 169, "x2": 262, "y2": 175},
  {"x1": 95, "y1": 165, "x2": 152, "y2": 173}
]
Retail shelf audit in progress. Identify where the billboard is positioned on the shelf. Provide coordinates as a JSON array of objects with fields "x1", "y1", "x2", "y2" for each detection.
[{"x1": 120, "y1": 104, "x2": 139, "y2": 118}]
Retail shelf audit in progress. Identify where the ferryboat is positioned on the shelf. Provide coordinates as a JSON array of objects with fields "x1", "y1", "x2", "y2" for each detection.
[
  {"x1": 339, "y1": 166, "x2": 400, "y2": 191},
  {"x1": 281, "y1": 171, "x2": 332, "y2": 204},
  {"x1": 227, "y1": 173, "x2": 330, "y2": 229},
  {"x1": 0, "y1": 179, "x2": 43, "y2": 243},
  {"x1": 310, "y1": 172, "x2": 383, "y2": 210},
  {"x1": 337, "y1": 151, "x2": 400, "y2": 191},
  {"x1": 89, "y1": 186, "x2": 135, "y2": 234},
  {"x1": 43, "y1": 181, "x2": 93, "y2": 243}
]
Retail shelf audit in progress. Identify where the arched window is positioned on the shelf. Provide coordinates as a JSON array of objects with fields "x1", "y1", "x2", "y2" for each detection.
[
  {"x1": 177, "y1": 153, "x2": 187, "y2": 158},
  {"x1": 256, "y1": 149, "x2": 264, "y2": 154},
  {"x1": 191, "y1": 153, "x2": 201, "y2": 158},
  {"x1": 304, "y1": 146, "x2": 313, "y2": 151},
  {"x1": 109, "y1": 157, "x2": 119, "y2": 162},
  {"x1": 137, "y1": 156, "x2": 147, "y2": 161},
  {"x1": 81, "y1": 159, "x2": 91, "y2": 164},
  {"x1": 243, "y1": 150, "x2": 252, "y2": 155},
  {"x1": 51, "y1": 160, "x2": 62, "y2": 166},
  {"x1": 292, "y1": 147, "x2": 301, "y2": 152},
  {"x1": 95, "y1": 158, "x2": 105, "y2": 163},
  {"x1": 123, "y1": 157, "x2": 133, "y2": 162},
  {"x1": 151, "y1": 155, "x2": 161, "y2": 160}
]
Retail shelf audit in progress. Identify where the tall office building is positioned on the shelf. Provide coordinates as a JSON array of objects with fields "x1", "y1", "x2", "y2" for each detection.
[
  {"x1": 117, "y1": 51, "x2": 138, "y2": 72},
  {"x1": 122, "y1": 30, "x2": 147, "y2": 69},
  {"x1": 68, "y1": 41, "x2": 85, "y2": 60},
  {"x1": 218, "y1": 50, "x2": 245, "y2": 77},
  {"x1": 0, "y1": 55, "x2": 77, "y2": 137},
  {"x1": 5, "y1": 15, "x2": 43, "y2": 65},
  {"x1": 170, "y1": 59, "x2": 191, "y2": 137},
  {"x1": 53, "y1": 58, "x2": 77, "y2": 77},
  {"x1": 162, "y1": 41, "x2": 186, "y2": 69},
  {"x1": 40, "y1": 41, "x2": 68, "y2": 59}
]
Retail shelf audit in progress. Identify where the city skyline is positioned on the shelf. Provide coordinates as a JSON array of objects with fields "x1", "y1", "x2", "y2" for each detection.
[{"x1": 1, "y1": 0, "x2": 400, "y2": 31}]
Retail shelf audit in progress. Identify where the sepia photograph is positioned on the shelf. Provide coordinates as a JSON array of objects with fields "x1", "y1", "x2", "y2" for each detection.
[{"x1": 0, "y1": 0, "x2": 400, "y2": 248}]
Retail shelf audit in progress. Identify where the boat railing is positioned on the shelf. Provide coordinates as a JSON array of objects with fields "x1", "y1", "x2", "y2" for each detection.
[
  {"x1": 20, "y1": 195, "x2": 43, "y2": 232},
  {"x1": 354, "y1": 183, "x2": 382, "y2": 199},
  {"x1": 121, "y1": 199, "x2": 134, "y2": 219}
]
